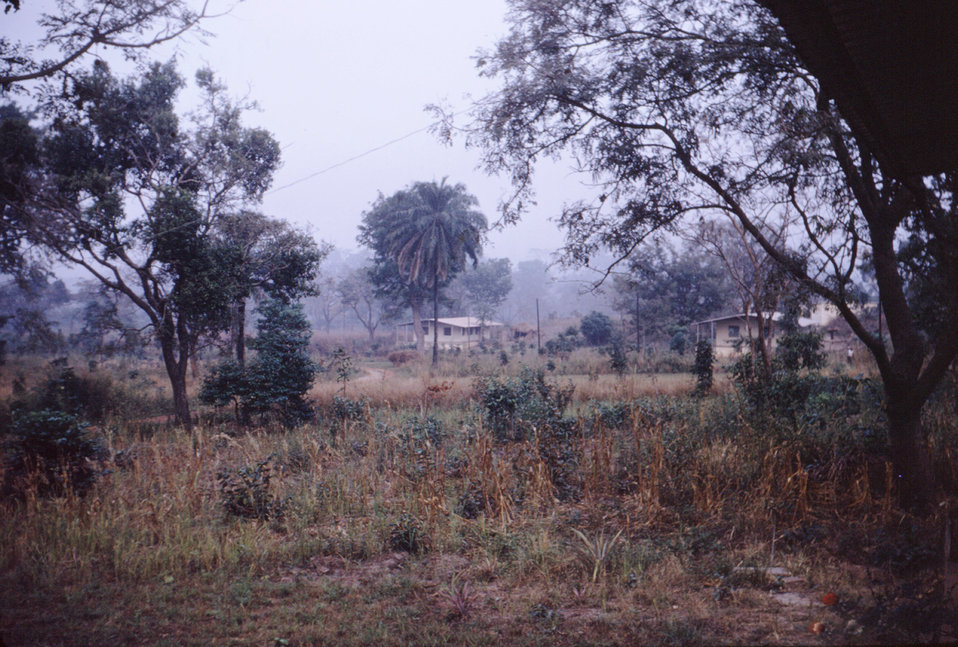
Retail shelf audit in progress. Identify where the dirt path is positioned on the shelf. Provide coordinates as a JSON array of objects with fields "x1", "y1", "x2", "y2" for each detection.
[{"x1": 355, "y1": 367, "x2": 388, "y2": 383}]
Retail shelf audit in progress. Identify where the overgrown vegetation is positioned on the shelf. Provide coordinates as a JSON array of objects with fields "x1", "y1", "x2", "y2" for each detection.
[
  {"x1": 1, "y1": 409, "x2": 105, "y2": 498},
  {"x1": 2, "y1": 348, "x2": 955, "y2": 645}
]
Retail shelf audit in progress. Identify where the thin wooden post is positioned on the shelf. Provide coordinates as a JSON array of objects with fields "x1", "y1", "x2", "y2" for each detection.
[{"x1": 536, "y1": 298, "x2": 541, "y2": 354}]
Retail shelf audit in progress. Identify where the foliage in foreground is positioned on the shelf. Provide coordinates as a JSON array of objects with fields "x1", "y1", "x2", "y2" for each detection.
[
  {"x1": 1, "y1": 409, "x2": 105, "y2": 498},
  {"x1": 2, "y1": 358, "x2": 956, "y2": 646}
]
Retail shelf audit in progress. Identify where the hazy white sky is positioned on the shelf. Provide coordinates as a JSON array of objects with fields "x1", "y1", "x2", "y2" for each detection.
[{"x1": 7, "y1": 0, "x2": 575, "y2": 263}]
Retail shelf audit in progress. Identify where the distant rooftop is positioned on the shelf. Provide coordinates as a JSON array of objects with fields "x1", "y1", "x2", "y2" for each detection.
[{"x1": 398, "y1": 317, "x2": 504, "y2": 328}]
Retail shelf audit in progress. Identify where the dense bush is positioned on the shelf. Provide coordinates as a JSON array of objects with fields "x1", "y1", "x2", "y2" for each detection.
[
  {"x1": 475, "y1": 367, "x2": 574, "y2": 442},
  {"x1": 217, "y1": 456, "x2": 286, "y2": 521},
  {"x1": 476, "y1": 367, "x2": 581, "y2": 500},
  {"x1": 330, "y1": 395, "x2": 369, "y2": 423},
  {"x1": 2, "y1": 409, "x2": 105, "y2": 497},
  {"x1": 7, "y1": 361, "x2": 120, "y2": 423},
  {"x1": 605, "y1": 340, "x2": 628, "y2": 376},
  {"x1": 542, "y1": 326, "x2": 580, "y2": 356},
  {"x1": 693, "y1": 340, "x2": 714, "y2": 394},
  {"x1": 580, "y1": 311, "x2": 614, "y2": 346},
  {"x1": 245, "y1": 300, "x2": 318, "y2": 424},
  {"x1": 201, "y1": 299, "x2": 318, "y2": 426}
]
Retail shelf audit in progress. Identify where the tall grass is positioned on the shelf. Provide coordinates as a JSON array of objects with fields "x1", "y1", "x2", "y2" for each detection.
[{"x1": 2, "y1": 353, "x2": 955, "y2": 645}]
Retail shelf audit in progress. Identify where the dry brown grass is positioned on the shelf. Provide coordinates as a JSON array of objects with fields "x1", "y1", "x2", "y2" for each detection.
[
  {"x1": 309, "y1": 362, "x2": 717, "y2": 410},
  {"x1": 0, "y1": 353, "x2": 951, "y2": 646}
]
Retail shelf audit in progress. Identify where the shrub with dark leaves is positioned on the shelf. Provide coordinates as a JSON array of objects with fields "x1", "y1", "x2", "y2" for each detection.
[
  {"x1": 388, "y1": 512, "x2": 428, "y2": 553},
  {"x1": 2, "y1": 409, "x2": 105, "y2": 497},
  {"x1": 475, "y1": 367, "x2": 574, "y2": 442},
  {"x1": 217, "y1": 456, "x2": 286, "y2": 521}
]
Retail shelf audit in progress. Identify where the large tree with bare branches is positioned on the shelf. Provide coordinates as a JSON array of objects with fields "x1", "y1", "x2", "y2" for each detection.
[
  {"x1": 1, "y1": 0, "x2": 220, "y2": 90},
  {"x1": 460, "y1": 0, "x2": 958, "y2": 509}
]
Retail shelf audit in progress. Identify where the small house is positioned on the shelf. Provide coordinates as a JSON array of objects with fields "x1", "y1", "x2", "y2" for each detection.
[
  {"x1": 693, "y1": 313, "x2": 780, "y2": 358},
  {"x1": 397, "y1": 316, "x2": 505, "y2": 350}
]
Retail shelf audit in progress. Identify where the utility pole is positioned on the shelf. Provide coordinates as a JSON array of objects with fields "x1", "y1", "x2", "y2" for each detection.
[
  {"x1": 635, "y1": 292, "x2": 641, "y2": 352},
  {"x1": 536, "y1": 298, "x2": 541, "y2": 354}
]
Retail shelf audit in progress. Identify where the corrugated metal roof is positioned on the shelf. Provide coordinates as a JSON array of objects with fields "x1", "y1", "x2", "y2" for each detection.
[
  {"x1": 398, "y1": 317, "x2": 504, "y2": 328},
  {"x1": 760, "y1": 0, "x2": 958, "y2": 177}
]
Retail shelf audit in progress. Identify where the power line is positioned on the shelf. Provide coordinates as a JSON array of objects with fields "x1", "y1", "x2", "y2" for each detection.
[{"x1": 267, "y1": 122, "x2": 434, "y2": 195}]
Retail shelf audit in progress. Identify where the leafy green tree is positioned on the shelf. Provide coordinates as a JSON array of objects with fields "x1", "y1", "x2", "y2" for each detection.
[
  {"x1": 21, "y1": 62, "x2": 280, "y2": 428},
  {"x1": 213, "y1": 210, "x2": 326, "y2": 368},
  {"x1": 457, "y1": 257, "x2": 512, "y2": 332},
  {"x1": 0, "y1": 104, "x2": 40, "y2": 275},
  {"x1": 359, "y1": 179, "x2": 487, "y2": 365},
  {"x1": 201, "y1": 299, "x2": 317, "y2": 426},
  {"x1": 243, "y1": 299, "x2": 317, "y2": 425},
  {"x1": 465, "y1": 0, "x2": 958, "y2": 508},
  {"x1": 612, "y1": 241, "x2": 733, "y2": 349},
  {"x1": 693, "y1": 341, "x2": 715, "y2": 396},
  {"x1": 579, "y1": 311, "x2": 613, "y2": 347}
]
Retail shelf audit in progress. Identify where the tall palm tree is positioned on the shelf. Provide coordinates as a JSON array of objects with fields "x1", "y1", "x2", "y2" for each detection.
[{"x1": 380, "y1": 179, "x2": 487, "y2": 364}]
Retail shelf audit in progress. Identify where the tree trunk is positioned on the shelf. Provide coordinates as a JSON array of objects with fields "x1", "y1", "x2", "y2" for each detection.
[
  {"x1": 158, "y1": 318, "x2": 192, "y2": 430},
  {"x1": 411, "y1": 297, "x2": 425, "y2": 353},
  {"x1": 431, "y1": 277, "x2": 439, "y2": 366},
  {"x1": 233, "y1": 299, "x2": 247, "y2": 369},
  {"x1": 885, "y1": 398, "x2": 935, "y2": 511}
]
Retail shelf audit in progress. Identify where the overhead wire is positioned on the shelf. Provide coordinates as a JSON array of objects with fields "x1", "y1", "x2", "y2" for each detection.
[{"x1": 266, "y1": 108, "x2": 466, "y2": 195}]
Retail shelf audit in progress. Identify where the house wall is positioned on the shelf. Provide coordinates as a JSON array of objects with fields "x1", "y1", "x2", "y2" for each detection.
[
  {"x1": 419, "y1": 322, "x2": 504, "y2": 350},
  {"x1": 700, "y1": 317, "x2": 779, "y2": 358}
]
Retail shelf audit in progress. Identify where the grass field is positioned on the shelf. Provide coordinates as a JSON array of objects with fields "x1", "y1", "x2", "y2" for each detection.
[{"x1": 1, "y1": 351, "x2": 955, "y2": 646}]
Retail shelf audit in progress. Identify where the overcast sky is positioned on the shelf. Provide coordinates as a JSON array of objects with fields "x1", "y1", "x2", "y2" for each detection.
[{"x1": 8, "y1": 0, "x2": 575, "y2": 264}]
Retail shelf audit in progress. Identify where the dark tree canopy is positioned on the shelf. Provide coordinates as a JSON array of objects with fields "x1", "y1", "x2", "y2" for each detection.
[
  {"x1": 464, "y1": 0, "x2": 958, "y2": 509},
  {"x1": 213, "y1": 210, "x2": 326, "y2": 367},
  {"x1": 579, "y1": 310, "x2": 613, "y2": 347},
  {"x1": 612, "y1": 241, "x2": 734, "y2": 346},
  {"x1": 0, "y1": 104, "x2": 39, "y2": 274}
]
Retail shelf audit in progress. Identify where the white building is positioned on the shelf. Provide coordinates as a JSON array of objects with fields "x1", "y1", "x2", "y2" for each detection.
[{"x1": 397, "y1": 316, "x2": 505, "y2": 350}]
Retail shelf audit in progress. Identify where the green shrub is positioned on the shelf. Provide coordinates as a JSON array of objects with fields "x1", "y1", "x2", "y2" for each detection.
[
  {"x1": 2, "y1": 409, "x2": 105, "y2": 498},
  {"x1": 201, "y1": 299, "x2": 318, "y2": 427},
  {"x1": 199, "y1": 360, "x2": 246, "y2": 413},
  {"x1": 217, "y1": 456, "x2": 286, "y2": 521},
  {"x1": 387, "y1": 512, "x2": 428, "y2": 553},
  {"x1": 693, "y1": 340, "x2": 714, "y2": 394},
  {"x1": 244, "y1": 300, "x2": 317, "y2": 425},
  {"x1": 543, "y1": 326, "x2": 580, "y2": 356},
  {"x1": 475, "y1": 367, "x2": 574, "y2": 441},
  {"x1": 330, "y1": 395, "x2": 368, "y2": 423},
  {"x1": 580, "y1": 311, "x2": 614, "y2": 346},
  {"x1": 606, "y1": 340, "x2": 628, "y2": 376},
  {"x1": 12, "y1": 361, "x2": 120, "y2": 423},
  {"x1": 591, "y1": 401, "x2": 630, "y2": 430}
]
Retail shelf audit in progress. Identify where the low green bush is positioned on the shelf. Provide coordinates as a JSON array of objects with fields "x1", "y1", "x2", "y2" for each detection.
[
  {"x1": 217, "y1": 456, "x2": 286, "y2": 521},
  {"x1": 474, "y1": 367, "x2": 574, "y2": 442},
  {"x1": 2, "y1": 409, "x2": 105, "y2": 498}
]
